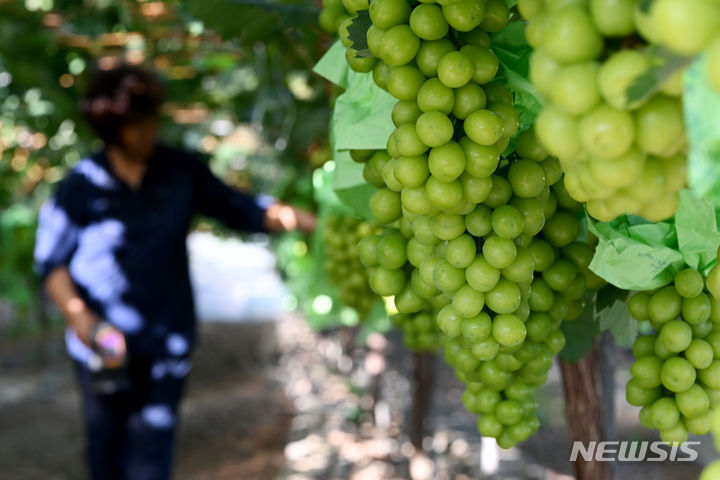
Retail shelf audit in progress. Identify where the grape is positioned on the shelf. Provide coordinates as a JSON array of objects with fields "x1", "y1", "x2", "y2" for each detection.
[
  {"x1": 626, "y1": 266, "x2": 720, "y2": 439},
  {"x1": 409, "y1": 4, "x2": 449, "y2": 41},
  {"x1": 340, "y1": 2, "x2": 602, "y2": 449},
  {"x1": 520, "y1": 0, "x2": 691, "y2": 221},
  {"x1": 437, "y1": 51, "x2": 474, "y2": 88}
]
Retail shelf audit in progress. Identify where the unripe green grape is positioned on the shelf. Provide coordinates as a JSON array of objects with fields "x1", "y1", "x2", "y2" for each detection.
[
  {"x1": 590, "y1": 0, "x2": 636, "y2": 36},
  {"x1": 524, "y1": 312, "x2": 553, "y2": 342},
  {"x1": 477, "y1": 414, "x2": 504, "y2": 437},
  {"x1": 528, "y1": 239, "x2": 556, "y2": 273},
  {"x1": 425, "y1": 176, "x2": 464, "y2": 210},
  {"x1": 510, "y1": 197, "x2": 545, "y2": 236},
  {"x1": 634, "y1": 95, "x2": 685, "y2": 158},
  {"x1": 387, "y1": 65, "x2": 426, "y2": 101},
  {"x1": 683, "y1": 293, "x2": 712, "y2": 325},
  {"x1": 459, "y1": 44, "x2": 499, "y2": 85},
  {"x1": 345, "y1": 49, "x2": 377, "y2": 73},
  {"x1": 417, "y1": 78, "x2": 455, "y2": 114},
  {"x1": 661, "y1": 357, "x2": 696, "y2": 392},
  {"x1": 631, "y1": 356, "x2": 663, "y2": 389},
  {"x1": 542, "y1": 7, "x2": 603, "y2": 64},
  {"x1": 369, "y1": 0, "x2": 411, "y2": 30},
  {"x1": 393, "y1": 123, "x2": 428, "y2": 157},
  {"x1": 461, "y1": 312, "x2": 492, "y2": 343},
  {"x1": 659, "y1": 422, "x2": 688, "y2": 446},
  {"x1": 441, "y1": 0, "x2": 485, "y2": 32},
  {"x1": 486, "y1": 278, "x2": 522, "y2": 314},
  {"x1": 535, "y1": 104, "x2": 581, "y2": 160},
  {"x1": 370, "y1": 188, "x2": 402, "y2": 224},
  {"x1": 369, "y1": 266, "x2": 406, "y2": 296},
  {"x1": 480, "y1": 0, "x2": 510, "y2": 32},
  {"x1": 452, "y1": 284, "x2": 486, "y2": 318},
  {"x1": 437, "y1": 51, "x2": 474, "y2": 88},
  {"x1": 502, "y1": 247, "x2": 535, "y2": 284},
  {"x1": 416, "y1": 111, "x2": 454, "y2": 148},
  {"x1": 578, "y1": 105, "x2": 635, "y2": 159},
  {"x1": 465, "y1": 205, "x2": 493, "y2": 237},
  {"x1": 685, "y1": 410, "x2": 712, "y2": 436},
  {"x1": 452, "y1": 83, "x2": 487, "y2": 120},
  {"x1": 378, "y1": 25, "x2": 420, "y2": 67},
  {"x1": 483, "y1": 83, "x2": 513, "y2": 106},
  {"x1": 366, "y1": 25, "x2": 386, "y2": 57},
  {"x1": 409, "y1": 3, "x2": 449, "y2": 40},
  {"x1": 508, "y1": 159, "x2": 547, "y2": 198},
  {"x1": 466, "y1": 255, "x2": 501, "y2": 292},
  {"x1": 491, "y1": 205, "x2": 525, "y2": 239},
  {"x1": 460, "y1": 137, "x2": 499, "y2": 177},
  {"x1": 428, "y1": 141, "x2": 465, "y2": 182},
  {"x1": 483, "y1": 235, "x2": 518, "y2": 269},
  {"x1": 542, "y1": 211, "x2": 578, "y2": 248},
  {"x1": 433, "y1": 259, "x2": 466, "y2": 293},
  {"x1": 416, "y1": 39, "x2": 456, "y2": 77},
  {"x1": 394, "y1": 155, "x2": 429, "y2": 188},
  {"x1": 676, "y1": 384, "x2": 710, "y2": 418},
  {"x1": 395, "y1": 285, "x2": 427, "y2": 313},
  {"x1": 529, "y1": 49, "x2": 561, "y2": 97},
  {"x1": 460, "y1": 173, "x2": 493, "y2": 204},
  {"x1": 648, "y1": 286, "x2": 682, "y2": 324},
  {"x1": 628, "y1": 291, "x2": 651, "y2": 320},
  {"x1": 392, "y1": 100, "x2": 422, "y2": 126},
  {"x1": 489, "y1": 103, "x2": 519, "y2": 139},
  {"x1": 401, "y1": 185, "x2": 435, "y2": 215},
  {"x1": 588, "y1": 148, "x2": 646, "y2": 190},
  {"x1": 437, "y1": 304, "x2": 462, "y2": 337},
  {"x1": 653, "y1": 0, "x2": 720, "y2": 56},
  {"x1": 550, "y1": 62, "x2": 601, "y2": 115},
  {"x1": 626, "y1": 378, "x2": 661, "y2": 406},
  {"x1": 377, "y1": 233, "x2": 407, "y2": 269},
  {"x1": 543, "y1": 258, "x2": 577, "y2": 292},
  {"x1": 446, "y1": 233, "x2": 477, "y2": 268},
  {"x1": 518, "y1": 0, "x2": 543, "y2": 19},
  {"x1": 381, "y1": 158, "x2": 403, "y2": 192},
  {"x1": 598, "y1": 50, "x2": 651, "y2": 110}
]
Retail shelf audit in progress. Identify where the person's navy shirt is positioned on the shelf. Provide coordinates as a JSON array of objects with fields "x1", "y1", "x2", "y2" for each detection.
[{"x1": 34, "y1": 144, "x2": 269, "y2": 364}]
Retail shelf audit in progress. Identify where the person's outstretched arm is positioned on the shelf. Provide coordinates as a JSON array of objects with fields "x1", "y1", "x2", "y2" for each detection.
[
  {"x1": 193, "y1": 156, "x2": 316, "y2": 234},
  {"x1": 264, "y1": 202, "x2": 316, "y2": 234}
]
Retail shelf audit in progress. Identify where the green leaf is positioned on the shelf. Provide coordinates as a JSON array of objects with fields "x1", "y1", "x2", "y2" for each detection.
[
  {"x1": 560, "y1": 289, "x2": 600, "y2": 363},
  {"x1": 597, "y1": 298, "x2": 637, "y2": 349},
  {"x1": 332, "y1": 150, "x2": 378, "y2": 220},
  {"x1": 347, "y1": 10, "x2": 372, "y2": 56},
  {"x1": 626, "y1": 48, "x2": 694, "y2": 105},
  {"x1": 314, "y1": 40, "x2": 351, "y2": 87},
  {"x1": 596, "y1": 284, "x2": 628, "y2": 312}
]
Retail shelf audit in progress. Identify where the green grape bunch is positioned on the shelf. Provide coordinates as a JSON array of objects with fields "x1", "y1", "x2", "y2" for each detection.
[
  {"x1": 338, "y1": 0, "x2": 605, "y2": 448},
  {"x1": 518, "y1": 0, "x2": 718, "y2": 222},
  {"x1": 323, "y1": 214, "x2": 383, "y2": 317},
  {"x1": 626, "y1": 266, "x2": 720, "y2": 444}
]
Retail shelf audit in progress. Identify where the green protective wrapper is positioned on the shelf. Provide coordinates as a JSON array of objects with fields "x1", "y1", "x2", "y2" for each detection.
[
  {"x1": 588, "y1": 190, "x2": 720, "y2": 291},
  {"x1": 314, "y1": 40, "x2": 396, "y2": 220},
  {"x1": 313, "y1": 40, "x2": 351, "y2": 88},
  {"x1": 685, "y1": 53, "x2": 720, "y2": 207}
]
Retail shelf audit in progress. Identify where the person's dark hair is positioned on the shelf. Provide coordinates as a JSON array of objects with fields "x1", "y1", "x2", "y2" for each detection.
[{"x1": 80, "y1": 64, "x2": 165, "y2": 145}]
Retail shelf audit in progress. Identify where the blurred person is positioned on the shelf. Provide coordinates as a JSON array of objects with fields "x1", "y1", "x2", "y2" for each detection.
[{"x1": 33, "y1": 64, "x2": 315, "y2": 480}]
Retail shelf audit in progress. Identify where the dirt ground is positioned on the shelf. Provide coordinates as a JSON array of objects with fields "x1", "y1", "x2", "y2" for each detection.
[{"x1": 0, "y1": 315, "x2": 711, "y2": 480}]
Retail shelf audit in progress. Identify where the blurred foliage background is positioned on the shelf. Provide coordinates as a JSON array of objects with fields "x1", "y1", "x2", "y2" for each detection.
[{"x1": 0, "y1": 0, "x2": 335, "y2": 323}]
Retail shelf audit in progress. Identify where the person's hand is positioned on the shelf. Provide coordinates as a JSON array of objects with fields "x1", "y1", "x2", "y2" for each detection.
[
  {"x1": 91, "y1": 322, "x2": 127, "y2": 369},
  {"x1": 265, "y1": 203, "x2": 317, "y2": 234}
]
